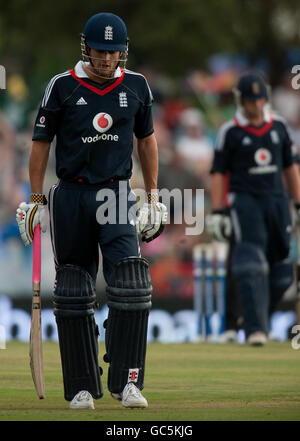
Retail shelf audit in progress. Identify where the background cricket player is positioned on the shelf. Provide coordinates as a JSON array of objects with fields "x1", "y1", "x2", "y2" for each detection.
[
  {"x1": 16, "y1": 12, "x2": 167, "y2": 409},
  {"x1": 206, "y1": 72, "x2": 300, "y2": 346}
]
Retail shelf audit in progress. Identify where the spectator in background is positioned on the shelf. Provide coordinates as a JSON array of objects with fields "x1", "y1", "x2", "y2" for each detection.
[
  {"x1": 273, "y1": 73, "x2": 300, "y2": 127},
  {"x1": 0, "y1": 111, "x2": 17, "y2": 225},
  {"x1": 3, "y1": 74, "x2": 28, "y2": 131},
  {"x1": 289, "y1": 110, "x2": 300, "y2": 156},
  {"x1": 273, "y1": 73, "x2": 300, "y2": 164},
  {"x1": 175, "y1": 108, "x2": 214, "y2": 188},
  {"x1": 153, "y1": 105, "x2": 199, "y2": 191}
]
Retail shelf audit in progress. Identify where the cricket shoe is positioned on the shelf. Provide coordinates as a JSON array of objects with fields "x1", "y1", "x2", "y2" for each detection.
[
  {"x1": 122, "y1": 383, "x2": 148, "y2": 408},
  {"x1": 111, "y1": 392, "x2": 122, "y2": 401},
  {"x1": 218, "y1": 330, "x2": 238, "y2": 344},
  {"x1": 247, "y1": 332, "x2": 268, "y2": 347},
  {"x1": 111, "y1": 383, "x2": 148, "y2": 408},
  {"x1": 70, "y1": 390, "x2": 95, "y2": 409}
]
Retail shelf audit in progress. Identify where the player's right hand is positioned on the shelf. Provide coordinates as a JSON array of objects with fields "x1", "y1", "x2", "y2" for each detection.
[
  {"x1": 16, "y1": 195, "x2": 48, "y2": 246},
  {"x1": 205, "y1": 209, "x2": 232, "y2": 242}
]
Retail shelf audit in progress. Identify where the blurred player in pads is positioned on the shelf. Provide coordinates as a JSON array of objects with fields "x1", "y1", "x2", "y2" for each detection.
[
  {"x1": 16, "y1": 12, "x2": 167, "y2": 409},
  {"x1": 206, "y1": 72, "x2": 300, "y2": 346}
]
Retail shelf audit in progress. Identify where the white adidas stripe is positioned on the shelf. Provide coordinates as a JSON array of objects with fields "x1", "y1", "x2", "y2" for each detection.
[
  {"x1": 42, "y1": 73, "x2": 62, "y2": 107},
  {"x1": 125, "y1": 69, "x2": 153, "y2": 102},
  {"x1": 124, "y1": 68, "x2": 145, "y2": 77},
  {"x1": 215, "y1": 120, "x2": 235, "y2": 151},
  {"x1": 42, "y1": 70, "x2": 70, "y2": 106},
  {"x1": 41, "y1": 71, "x2": 70, "y2": 107}
]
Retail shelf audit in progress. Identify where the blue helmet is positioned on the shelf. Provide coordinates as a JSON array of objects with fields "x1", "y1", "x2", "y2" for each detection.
[
  {"x1": 236, "y1": 72, "x2": 268, "y2": 101},
  {"x1": 82, "y1": 13, "x2": 128, "y2": 52}
]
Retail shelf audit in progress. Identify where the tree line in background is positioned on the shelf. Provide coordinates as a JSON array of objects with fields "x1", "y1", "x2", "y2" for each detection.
[{"x1": 0, "y1": 0, "x2": 299, "y2": 108}]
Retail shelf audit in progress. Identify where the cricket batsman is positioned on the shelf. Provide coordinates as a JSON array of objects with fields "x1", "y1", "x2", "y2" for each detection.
[
  {"x1": 206, "y1": 72, "x2": 300, "y2": 346},
  {"x1": 16, "y1": 12, "x2": 167, "y2": 409}
]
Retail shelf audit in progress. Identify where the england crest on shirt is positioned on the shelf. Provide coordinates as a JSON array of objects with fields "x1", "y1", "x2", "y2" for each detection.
[
  {"x1": 119, "y1": 92, "x2": 128, "y2": 107},
  {"x1": 270, "y1": 130, "x2": 279, "y2": 144}
]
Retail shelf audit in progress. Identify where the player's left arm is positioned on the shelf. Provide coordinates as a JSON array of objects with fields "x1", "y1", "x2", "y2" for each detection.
[
  {"x1": 137, "y1": 133, "x2": 158, "y2": 192},
  {"x1": 283, "y1": 163, "x2": 300, "y2": 203},
  {"x1": 136, "y1": 133, "x2": 167, "y2": 242}
]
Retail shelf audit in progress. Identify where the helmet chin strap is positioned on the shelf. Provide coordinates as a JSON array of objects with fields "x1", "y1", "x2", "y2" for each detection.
[
  {"x1": 85, "y1": 53, "x2": 127, "y2": 80},
  {"x1": 83, "y1": 60, "x2": 117, "y2": 81}
]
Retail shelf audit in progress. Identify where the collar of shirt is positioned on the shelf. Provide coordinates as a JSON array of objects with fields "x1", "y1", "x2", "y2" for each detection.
[
  {"x1": 235, "y1": 104, "x2": 272, "y2": 126},
  {"x1": 74, "y1": 60, "x2": 122, "y2": 79}
]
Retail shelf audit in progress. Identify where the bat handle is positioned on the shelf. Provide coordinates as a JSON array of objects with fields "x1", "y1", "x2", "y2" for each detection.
[{"x1": 32, "y1": 224, "x2": 41, "y2": 284}]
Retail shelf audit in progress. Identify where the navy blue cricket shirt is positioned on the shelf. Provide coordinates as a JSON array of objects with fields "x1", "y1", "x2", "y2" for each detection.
[
  {"x1": 211, "y1": 108, "x2": 297, "y2": 196},
  {"x1": 32, "y1": 61, "x2": 154, "y2": 184}
]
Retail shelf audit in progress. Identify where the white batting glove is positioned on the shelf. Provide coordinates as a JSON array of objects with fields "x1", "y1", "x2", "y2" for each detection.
[
  {"x1": 136, "y1": 198, "x2": 168, "y2": 243},
  {"x1": 16, "y1": 193, "x2": 48, "y2": 246},
  {"x1": 205, "y1": 209, "x2": 232, "y2": 242}
]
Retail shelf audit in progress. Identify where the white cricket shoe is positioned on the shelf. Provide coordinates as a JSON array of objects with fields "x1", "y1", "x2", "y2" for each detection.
[
  {"x1": 70, "y1": 390, "x2": 95, "y2": 410},
  {"x1": 111, "y1": 383, "x2": 148, "y2": 408},
  {"x1": 247, "y1": 332, "x2": 268, "y2": 347},
  {"x1": 122, "y1": 383, "x2": 148, "y2": 408},
  {"x1": 218, "y1": 330, "x2": 238, "y2": 344}
]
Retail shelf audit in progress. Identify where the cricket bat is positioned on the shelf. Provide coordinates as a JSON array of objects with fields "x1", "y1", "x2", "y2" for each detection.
[{"x1": 29, "y1": 223, "x2": 45, "y2": 399}]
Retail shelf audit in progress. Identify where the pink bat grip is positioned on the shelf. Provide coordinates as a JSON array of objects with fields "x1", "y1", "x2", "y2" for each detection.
[{"x1": 32, "y1": 224, "x2": 41, "y2": 284}]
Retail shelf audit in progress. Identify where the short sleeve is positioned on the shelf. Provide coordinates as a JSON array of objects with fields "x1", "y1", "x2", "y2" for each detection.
[
  {"x1": 32, "y1": 76, "x2": 62, "y2": 142},
  {"x1": 210, "y1": 123, "x2": 232, "y2": 174},
  {"x1": 134, "y1": 77, "x2": 154, "y2": 139}
]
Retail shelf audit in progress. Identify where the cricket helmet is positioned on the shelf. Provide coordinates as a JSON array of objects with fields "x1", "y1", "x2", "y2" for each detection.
[
  {"x1": 236, "y1": 72, "x2": 268, "y2": 101},
  {"x1": 81, "y1": 13, "x2": 128, "y2": 53}
]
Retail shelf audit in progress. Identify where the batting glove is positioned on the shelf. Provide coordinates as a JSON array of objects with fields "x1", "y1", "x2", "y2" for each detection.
[
  {"x1": 205, "y1": 208, "x2": 232, "y2": 242},
  {"x1": 136, "y1": 193, "x2": 168, "y2": 243},
  {"x1": 16, "y1": 193, "x2": 48, "y2": 246}
]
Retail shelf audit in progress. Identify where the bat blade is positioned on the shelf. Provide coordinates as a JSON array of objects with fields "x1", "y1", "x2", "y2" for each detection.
[
  {"x1": 29, "y1": 224, "x2": 45, "y2": 399},
  {"x1": 29, "y1": 299, "x2": 45, "y2": 399}
]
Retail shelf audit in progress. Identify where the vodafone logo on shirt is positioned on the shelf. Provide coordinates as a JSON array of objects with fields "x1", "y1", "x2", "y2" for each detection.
[
  {"x1": 248, "y1": 147, "x2": 277, "y2": 174},
  {"x1": 82, "y1": 112, "x2": 119, "y2": 144},
  {"x1": 93, "y1": 112, "x2": 113, "y2": 133},
  {"x1": 254, "y1": 148, "x2": 271, "y2": 165},
  {"x1": 36, "y1": 115, "x2": 46, "y2": 128}
]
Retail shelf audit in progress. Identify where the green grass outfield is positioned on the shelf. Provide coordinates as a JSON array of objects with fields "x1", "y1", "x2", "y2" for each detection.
[{"x1": 0, "y1": 341, "x2": 299, "y2": 421}]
